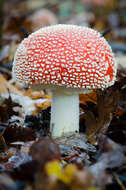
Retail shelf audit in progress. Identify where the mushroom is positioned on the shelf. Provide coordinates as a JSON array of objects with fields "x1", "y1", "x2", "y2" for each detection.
[{"x1": 12, "y1": 24, "x2": 117, "y2": 138}]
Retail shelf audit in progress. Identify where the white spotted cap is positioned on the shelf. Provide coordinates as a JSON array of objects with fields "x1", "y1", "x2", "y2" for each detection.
[{"x1": 13, "y1": 24, "x2": 117, "y2": 89}]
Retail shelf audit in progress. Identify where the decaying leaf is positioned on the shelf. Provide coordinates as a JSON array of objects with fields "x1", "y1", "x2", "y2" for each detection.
[
  {"x1": 89, "y1": 135, "x2": 126, "y2": 188},
  {"x1": 0, "y1": 74, "x2": 22, "y2": 94},
  {"x1": 23, "y1": 89, "x2": 46, "y2": 99},
  {"x1": 20, "y1": 141, "x2": 34, "y2": 155},
  {"x1": 0, "y1": 174, "x2": 14, "y2": 189},
  {"x1": 79, "y1": 91, "x2": 97, "y2": 105},
  {"x1": 70, "y1": 170, "x2": 95, "y2": 190},
  {"x1": 34, "y1": 100, "x2": 51, "y2": 113},
  {"x1": 85, "y1": 87, "x2": 120, "y2": 144},
  {"x1": 9, "y1": 160, "x2": 40, "y2": 181},
  {"x1": 36, "y1": 160, "x2": 95, "y2": 190},
  {"x1": 57, "y1": 133, "x2": 96, "y2": 153},
  {"x1": 29, "y1": 137, "x2": 61, "y2": 169},
  {"x1": 0, "y1": 94, "x2": 22, "y2": 123},
  {"x1": 5, "y1": 151, "x2": 31, "y2": 170},
  {"x1": 45, "y1": 160, "x2": 77, "y2": 185},
  {"x1": 34, "y1": 174, "x2": 68, "y2": 190},
  {"x1": 3, "y1": 124, "x2": 36, "y2": 144}
]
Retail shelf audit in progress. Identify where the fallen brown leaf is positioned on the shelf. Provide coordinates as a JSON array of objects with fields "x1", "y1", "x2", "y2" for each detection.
[
  {"x1": 0, "y1": 174, "x2": 14, "y2": 189},
  {"x1": 34, "y1": 100, "x2": 51, "y2": 112},
  {"x1": 0, "y1": 74, "x2": 22, "y2": 94},
  {"x1": 85, "y1": 87, "x2": 119, "y2": 144},
  {"x1": 23, "y1": 89, "x2": 45, "y2": 99},
  {"x1": 79, "y1": 91, "x2": 97, "y2": 105},
  {"x1": 29, "y1": 137, "x2": 61, "y2": 169},
  {"x1": 90, "y1": 135, "x2": 125, "y2": 188},
  {"x1": 0, "y1": 94, "x2": 22, "y2": 123},
  {"x1": 3, "y1": 124, "x2": 36, "y2": 144},
  {"x1": 70, "y1": 170, "x2": 94, "y2": 190}
]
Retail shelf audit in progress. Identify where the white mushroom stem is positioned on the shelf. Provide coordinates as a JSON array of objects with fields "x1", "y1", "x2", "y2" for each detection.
[{"x1": 50, "y1": 90, "x2": 79, "y2": 138}]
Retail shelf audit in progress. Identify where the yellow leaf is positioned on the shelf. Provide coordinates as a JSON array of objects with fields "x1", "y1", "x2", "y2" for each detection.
[
  {"x1": 79, "y1": 91, "x2": 97, "y2": 105},
  {"x1": 45, "y1": 161, "x2": 77, "y2": 185},
  {"x1": 60, "y1": 164, "x2": 77, "y2": 184},
  {"x1": 88, "y1": 187, "x2": 99, "y2": 190},
  {"x1": 45, "y1": 160, "x2": 62, "y2": 178}
]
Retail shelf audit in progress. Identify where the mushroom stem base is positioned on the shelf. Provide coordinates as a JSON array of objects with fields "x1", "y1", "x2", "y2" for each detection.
[{"x1": 50, "y1": 90, "x2": 79, "y2": 138}]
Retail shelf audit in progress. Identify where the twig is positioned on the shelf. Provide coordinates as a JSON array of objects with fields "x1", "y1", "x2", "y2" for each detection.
[
  {"x1": 101, "y1": 28, "x2": 112, "y2": 36},
  {"x1": 114, "y1": 173, "x2": 126, "y2": 190}
]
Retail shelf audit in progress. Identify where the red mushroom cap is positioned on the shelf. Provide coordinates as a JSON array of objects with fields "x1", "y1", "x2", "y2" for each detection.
[{"x1": 13, "y1": 24, "x2": 117, "y2": 89}]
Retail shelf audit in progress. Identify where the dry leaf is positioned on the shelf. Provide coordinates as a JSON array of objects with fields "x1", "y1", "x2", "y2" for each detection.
[
  {"x1": 35, "y1": 100, "x2": 51, "y2": 111},
  {"x1": 29, "y1": 137, "x2": 61, "y2": 169},
  {"x1": 0, "y1": 174, "x2": 14, "y2": 189},
  {"x1": 0, "y1": 74, "x2": 22, "y2": 94},
  {"x1": 46, "y1": 160, "x2": 77, "y2": 185},
  {"x1": 20, "y1": 141, "x2": 34, "y2": 155},
  {"x1": 85, "y1": 88, "x2": 119, "y2": 144},
  {"x1": 23, "y1": 89, "x2": 45, "y2": 99},
  {"x1": 8, "y1": 42, "x2": 19, "y2": 62},
  {"x1": 79, "y1": 91, "x2": 97, "y2": 105},
  {"x1": 70, "y1": 170, "x2": 95, "y2": 190},
  {"x1": 90, "y1": 136, "x2": 125, "y2": 188},
  {"x1": 3, "y1": 124, "x2": 36, "y2": 144},
  {"x1": 84, "y1": 111, "x2": 97, "y2": 144},
  {"x1": 0, "y1": 94, "x2": 22, "y2": 122}
]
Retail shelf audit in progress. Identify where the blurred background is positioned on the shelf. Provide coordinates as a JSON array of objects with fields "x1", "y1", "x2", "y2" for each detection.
[{"x1": 0, "y1": 0, "x2": 126, "y2": 76}]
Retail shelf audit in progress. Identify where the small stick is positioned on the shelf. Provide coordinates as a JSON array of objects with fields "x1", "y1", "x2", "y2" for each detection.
[
  {"x1": 114, "y1": 173, "x2": 126, "y2": 190},
  {"x1": 101, "y1": 28, "x2": 112, "y2": 36}
]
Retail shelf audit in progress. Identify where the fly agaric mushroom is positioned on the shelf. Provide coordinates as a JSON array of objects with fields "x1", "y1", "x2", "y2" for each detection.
[{"x1": 12, "y1": 24, "x2": 117, "y2": 138}]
